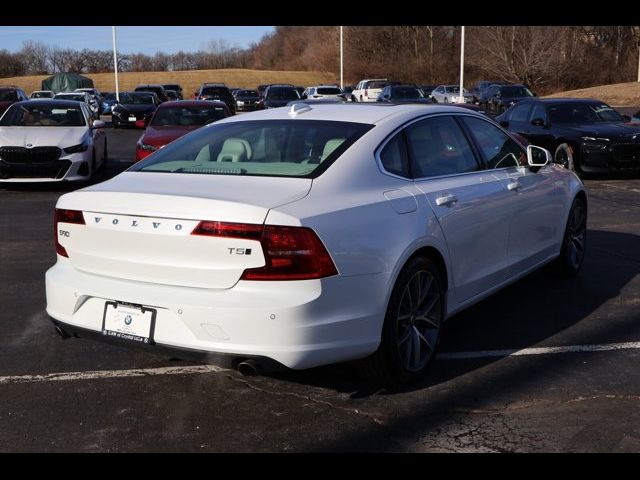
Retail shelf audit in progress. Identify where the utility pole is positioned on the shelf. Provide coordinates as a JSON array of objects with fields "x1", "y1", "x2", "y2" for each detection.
[
  {"x1": 459, "y1": 26, "x2": 465, "y2": 103},
  {"x1": 112, "y1": 26, "x2": 120, "y2": 102},
  {"x1": 340, "y1": 26, "x2": 344, "y2": 89}
]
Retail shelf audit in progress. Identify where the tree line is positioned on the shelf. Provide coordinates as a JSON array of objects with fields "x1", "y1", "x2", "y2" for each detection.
[{"x1": 2, "y1": 27, "x2": 640, "y2": 94}]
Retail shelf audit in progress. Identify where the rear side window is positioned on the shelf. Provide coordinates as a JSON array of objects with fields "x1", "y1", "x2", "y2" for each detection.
[
  {"x1": 380, "y1": 133, "x2": 410, "y2": 178},
  {"x1": 406, "y1": 116, "x2": 479, "y2": 178},
  {"x1": 130, "y1": 120, "x2": 373, "y2": 178},
  {"x1": 461, "y1": 116, "x2": 526, "y2": 169}
]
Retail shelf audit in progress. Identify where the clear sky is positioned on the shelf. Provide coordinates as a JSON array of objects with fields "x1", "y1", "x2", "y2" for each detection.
[{"x1": 0, "y1": 26, "x2": 275, "y2": 54}]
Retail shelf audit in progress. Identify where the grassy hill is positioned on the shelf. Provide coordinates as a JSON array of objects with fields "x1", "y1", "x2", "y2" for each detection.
[
  {"x1": 0, "y1": 69, "x2": 338, "y2": 96},
  {"x1": 544, "y1": 81, "x2": 640, "y2": 107}
]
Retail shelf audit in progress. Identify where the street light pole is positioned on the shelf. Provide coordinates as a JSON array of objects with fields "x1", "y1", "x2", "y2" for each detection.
[
  {"x1": 112, "y1": 26, "x2": 120, "y2": 102},
  {"x1": 340, "y1": 26, "x2": 344, "y2": 89},
  {"x1": 459, "y1": 26, "x2": 465, "y2": 103}
]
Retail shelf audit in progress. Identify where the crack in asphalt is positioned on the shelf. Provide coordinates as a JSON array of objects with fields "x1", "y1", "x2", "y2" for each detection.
[{"x1": 223, "y1": 372, "x2": 387, "y2": 427}]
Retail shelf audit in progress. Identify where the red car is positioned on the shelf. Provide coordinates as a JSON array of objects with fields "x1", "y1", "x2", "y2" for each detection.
[{"x1": 135, "y1": 100, "x2": 231, "y2": 161}]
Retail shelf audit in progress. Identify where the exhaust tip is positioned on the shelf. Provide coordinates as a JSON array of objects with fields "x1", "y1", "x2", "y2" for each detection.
[
  {"x1": 237, "y1": 360, "x2": 261, "y2": 377},
  {"x1": 54, "y1": 324, "x2": 71, "y2": 339}
]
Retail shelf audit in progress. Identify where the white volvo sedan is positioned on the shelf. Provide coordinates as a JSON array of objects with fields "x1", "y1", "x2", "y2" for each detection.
[
  {"x1": 0, "y1": 100, "x2": 107, "y2": 182},
  {"x1": 46, "y1": 103, "x2": 586, "y2": 383}
]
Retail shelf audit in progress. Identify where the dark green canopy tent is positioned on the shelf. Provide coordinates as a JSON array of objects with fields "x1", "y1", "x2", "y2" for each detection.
[{"x1": 41, "y1": 73, "x2": 94, "y2": 93}]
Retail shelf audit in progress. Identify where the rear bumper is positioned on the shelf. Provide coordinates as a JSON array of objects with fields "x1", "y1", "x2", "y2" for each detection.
[{"x1": 45, "y1": 258, "x2": 387, "y2": 370}]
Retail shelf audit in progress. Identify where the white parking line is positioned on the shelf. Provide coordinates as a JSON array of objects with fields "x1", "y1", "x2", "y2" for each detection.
[
  {"x1": 0, "y1": 364, "x2": 228, "y2": 386},
  {"x1": 437, "y1": 341, "x2": 640, "y2": 360}
]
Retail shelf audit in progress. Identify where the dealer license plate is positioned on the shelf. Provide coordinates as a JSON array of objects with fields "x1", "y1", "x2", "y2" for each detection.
[{"x1": 102, "y1": 301, "x2": 156, "y2": 344}]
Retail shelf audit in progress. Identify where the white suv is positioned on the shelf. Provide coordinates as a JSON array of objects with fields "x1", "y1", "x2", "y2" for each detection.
[
  {"x1": 303, "y1": 85, "x2": 344, "y2": 101},
  {"x1": 351, "y1": 79, "x2": 389, "y2": 102}
]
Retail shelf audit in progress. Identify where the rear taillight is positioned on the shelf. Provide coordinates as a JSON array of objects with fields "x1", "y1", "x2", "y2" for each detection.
[
  {"x1": 54, "y1": 208, "x2": 85, "y2": 257},
  {"x1": 191, "y1": 221, "x2": 338, "y2": 280}
]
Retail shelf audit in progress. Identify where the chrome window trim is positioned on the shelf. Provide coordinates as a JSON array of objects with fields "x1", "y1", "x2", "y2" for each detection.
[{"x1": 375, "y1": 111, "x2": 506, "y2": 181}]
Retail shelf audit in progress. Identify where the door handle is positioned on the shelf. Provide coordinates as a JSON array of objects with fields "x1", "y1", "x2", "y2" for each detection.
[
  {"x1": 507, "y1": 181, "x2": 521, "y2": 191},
  {"x1": 435, "y1": 193, "x2": 458, "y2": 206}
]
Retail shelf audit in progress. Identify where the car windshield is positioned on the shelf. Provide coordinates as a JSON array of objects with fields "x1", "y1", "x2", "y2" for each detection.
[
  {"x1": 151, "y1": 106, "x2": 228, "y2": 127},
  {"x1": 317, "y1": 87, "x2": 342, "y2": 95},
  {"x1": 391, "y1": 87, "x2": 424, "y2": 99},
  {"x1": 130, "y1": 120, "x2": 373, "y2": 178},
  {"x1": 55, "y1": 94, "x2": 85, "y2": 102},
  {"x1": 548, "y1": 103, "x2": 625, "y2": 124},
  {"x1": 501, "y1": 86, "x2": 534, "y2": 97},
  {"x1": 31, "y1": 92, "x2": 53, "y2": 98},
  {"x1": 119, "y1": 93, "x2": 155, "y2": 105},
  {"x1": 266, "y1": 88, "x2": 299, "y2": 100},
  {"x1": 0, "y1": 104, "x2": 85, "y2": 127},
  {"x1": 163, "y1": 85, "x2": 180, "y2": 91},
  {"x1": 237, "y1": 90, "x2": 258, "y2": 97},
  {"x1": 445, "y1": 86, "x2": 461, "y2": 93},
  {"x1": 201, "y1": 87, "x2": 228, "y2": 96}
]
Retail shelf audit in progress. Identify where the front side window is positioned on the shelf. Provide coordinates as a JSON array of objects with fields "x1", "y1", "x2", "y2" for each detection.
[
  {"x1": 0, "y1": 104, "x2": 86, "y2": 127},
  {"x1": 461, "y1": 116, "x2": 526, "y2": 169},
  {"x1": 130, "y1": 120, "x2": 373, "y2": 178},
  {"x1": 0, "y1": 90, "x2": 18, "y2": 101},
  {"x1": 406, "y1": 116, "x2": 479, "y2": 178},
  {"x1": 529, "y1": 104, "x2": 547, "y2": 123}
]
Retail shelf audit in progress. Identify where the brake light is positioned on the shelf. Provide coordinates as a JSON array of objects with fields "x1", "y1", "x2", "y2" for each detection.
[
  {"x1": 54, "y1": 208, "x2": 85, "y2": 257},
  {"x1": 191, "y1": 221, "x2": 337, "y2": 280}
]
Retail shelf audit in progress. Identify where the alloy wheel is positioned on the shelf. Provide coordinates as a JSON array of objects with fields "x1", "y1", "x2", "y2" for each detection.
[
  {"x1": 566, "y1": 200, "x2": 587, "y2": 269},
  {"x1": 396, "y1": 270, "x2": 442, "y2": 372}
]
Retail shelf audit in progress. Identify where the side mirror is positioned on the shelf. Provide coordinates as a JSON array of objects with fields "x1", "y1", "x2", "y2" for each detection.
[
  {"x1": 527, "y1": 145, "x2": 551, "y2": 168},
  {"x1": 135, "y1": 119, "x2": 145, "y2": 129},
  {"x1": 499, "y1": 120, "x2": 509, "y2": 128},
  {"x1": 531, "y1": 118, "x2": 546, "y2": 127},
  {"x1": 92, "y1": 120, "x2": 105, "y2": 129},
  {"x1": 622, "y1": 114, "x2": 631, "y2": 122}
]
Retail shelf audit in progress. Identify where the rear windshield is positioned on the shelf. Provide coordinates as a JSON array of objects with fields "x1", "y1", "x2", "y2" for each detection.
[
  {"x1": 31, "y1": 91, "x2": 53, "y2": 98},
  {"x1": 119, "y1": 93, "x2": 155, "y2": 105},
  {"x1": 163, "y1": 85, "x2": 181, "y2": 90},
  {"x1": 151, "y1": 106, "x2": 228, "y2": 126},
  {"x1": 130, "y1": 120, "x2": 373, "y2": 178},
  {"x1": 201, "y1": 87, "x2": 229, "y2": 96},
  {"x1": 266, "y1": 88, "x2": 300, "y2": 100},
  {"x1": 366, "y1": 81, "x2": 387, "y2": 89},
  {"x1": 0, "y1": 104, "x2": 85, "y2": 127},
  {"x1": 501, "y1": 86, "x2": 534, "y2": 97},
  {"x1": 317, "y1": 87, "x2": 342, "y2": 95},
  {"x1": 391, "y1": 87, "x2": 424, "y2": 99},
  {"x1": 236, "y1": 90, "x2": 259, "y2": 96}
]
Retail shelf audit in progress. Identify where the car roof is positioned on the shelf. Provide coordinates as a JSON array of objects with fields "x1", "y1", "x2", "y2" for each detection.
[
  {"x1": 216, "y1": 103, "x2": 484, "y2": 126},
  {"x1": 55, "y1": 92, "x2": 86, "y2": 95}
]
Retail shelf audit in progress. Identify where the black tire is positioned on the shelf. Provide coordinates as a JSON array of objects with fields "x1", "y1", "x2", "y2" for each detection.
[
  {"x1": 554, "y1": 143, "x2": 580, "y2": 174},
  {"x1": 554, "y1": 195, "x2": 587, "y2": 276},
  {"x1": 359, "y1": 257, "x2": 445, "y2": 385}
]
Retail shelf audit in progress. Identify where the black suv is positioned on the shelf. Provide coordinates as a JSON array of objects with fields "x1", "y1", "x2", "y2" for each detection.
[
  {"x1": 195, "y1": 83, "x2": 236, "y2": 114},
  {"x1": 162, "y1": 84, "x2": 183, "y2": 100},
  {"x1": 134, "y1": 84, "x2": 169, "y2": 103},
  {"x1": 377, "y1": 84, "x2": 432, "y2": 104},
  {"x1": 260, "y1": 85, "x2": 300, "y2": 109},
  {"x1": 483, "y1": 84, "x2": 535, "y2": 114}
]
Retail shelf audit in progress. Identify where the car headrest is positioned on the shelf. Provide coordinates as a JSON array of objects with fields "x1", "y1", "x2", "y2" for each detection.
[{"x1": 216, "y1": 138, "x2": 252, "y2": 163}]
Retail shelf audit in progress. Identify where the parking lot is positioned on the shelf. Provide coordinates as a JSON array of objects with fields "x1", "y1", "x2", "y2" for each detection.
[{"x1": 1, "y1": 124, "x2": 640, "y2": 452}]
